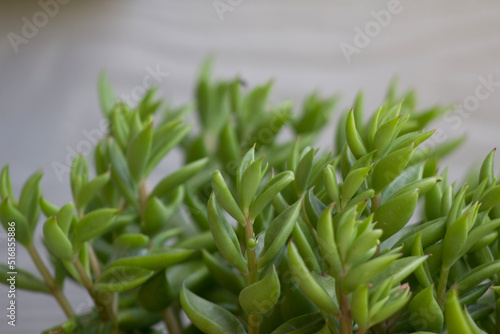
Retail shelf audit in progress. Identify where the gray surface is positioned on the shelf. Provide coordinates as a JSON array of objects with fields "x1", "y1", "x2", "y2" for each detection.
[{"x1": 1, "y1": 0, "x2": 500, "y2": 332}]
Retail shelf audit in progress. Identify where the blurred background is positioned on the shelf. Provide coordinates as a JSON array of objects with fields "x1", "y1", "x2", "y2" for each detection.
[{"x1": 0, "y1": 0, "x2": 500, "y2": 332}]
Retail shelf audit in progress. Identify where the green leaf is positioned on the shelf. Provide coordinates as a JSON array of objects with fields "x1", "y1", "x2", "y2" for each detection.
[
  {"x1": 258, "y1": 199, "x2": 302, "y2": 268},
  {"x1": 295, "y1": 148, "x2": 315, "y2": 194},
  {"x1": 95, "y1": 266, "x2": 153, "y2": 292},
  {"x1": 345, "y1": 229, "x2": 382, "y2": 269},
  {"x1": 109, "y1": 248, "x2": 194, "y2": 270},
  {"x1": 107, "y1": 138, "x2": 138, "y2": 208},
  {"x1": 39, "y1": 196, "x2": 59, "y2": 217},
  {"x1": 77, "y1": 172, "x2": 110, "y2": 212},
  {"x1": 118, "y1": 307, "x2": 162, "y2": 330},
  {"x1": 72, "y1": 209, "x2": 119, "y2": 245},
  {"x1": 0, "y1": 264, "x2": 49, "y2": 293},
  {"x1": 409, "y1": 286, "x2": 443, "y2": 332},
  {"x1": 287, "y1": 243, "x2": 340, "y2": 315},
  {"x1": 207, "y1": 194, "x2": 247, "y2": 273},
  {"x1": 110, "y1": 106, "x2": 130, "y2": 150},
  {"x1": 114, "y1": 233, "x2": 149, "y2": 250},
  {"x1": 137, "y1": 270, "x2": 175, "y2": 311},
  {"x1": 212, "y1": 170, "x2": 246, "y2": 225},
  {"x1": 239, "y1": 266, "x2": 280, "y2": 315},
  {"x1": 442, "y1": 213, "x2": 469, "y2": 269},
  {"x1": 388, "y1": 176, "x2": 441, "y2": 202},
  {"x1": 202, "y1": 250, "x2": 244, "y2": 295},
  {"x1": 371, "y1": 256, "x2": 428, "y2": 286},
  {"x1": 342, "y1": 254, "x2": 400, "y2": 293},
  {"x1": 18, "y1": 171, "x2": 42, "y2": 231},
  {"x1": 372, "y1": 144, "x2": 414, "y2": 193},
  {"x1": 411, "y1": 233, "x2": 433, "y2": 287},
  {"x1": 98, "y1": 71, "x2": 117, "y2": 116},
  {"x1": 0, "y1": 165, "x2": 15, "y2": 203},
  {"x1": 249, "y1": 171, "x2": 294, "y2": 220},
  {"x1": 271, "y1": 313, "x2": 325, "y2": 334},
  {"x1": 462, "y1": 219, "x2": 500, "y2": 256},
  {"x1": 126, "y1": 121, "x2": 153, "y2": 183},
  {"x1": 316, "y1": 206, "x2": 341, "y2": 277},
  {"x1": 142, "y1": 194, "x2": 178, "y2": 236},
  {"x1": 346, "y1": 109, "x2": 367, "y2": 159},
  {"x1": 456, "y1": 259, "x2": 500, "y2": 293},
  {"x1": 237, "y1": 147, "x2": 255, "y2": 188},
  {"x1": 180, "y1": 284, "x2": 247, "y2": 334},
  {"x1": 146, "y1": 121, "x2": 192, "y2": 175},
  {"x1": 370, "y1": 286, "x2": 411, "y2": 325},
  {"x1": 239, "y1": 157, "x2": 265, "y2": 212},
  {"x1": 479, "y1": 148, "x2": 495, "y2": 186},
  {"x1": 0, "y1": 197, "x2": 31, "y2": 245},
  {"x1": 478, "y1": 185, "x2": 500, "y2": 212},
  {"x1": 341, "y1": 165, "x2": 372, "y2": 209},
  {"x1": 374, "y1": 189, "x2": 419, "y2": 240},
  {"x1": 351, "y1": 285, "x2": 369, "y2": 329},
  {"x1": 43, "y1": 216, "x2": 74, "y2": 261},
  {"x1": 151, "y1": 158, "x2": 208, "y2": 198},
  {"x1": 373, "y1": 114, "x2": 401, "y2": 154},
  {"x1": 324, "y1": 165, "x2": 341, "y2": 209},
  {"x1": 444, "y1": 288, "x2": 474, "y2": 334}
]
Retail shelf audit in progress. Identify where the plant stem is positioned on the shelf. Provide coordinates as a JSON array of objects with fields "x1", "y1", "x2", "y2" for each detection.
[
  {"x1": 72, "y1": 257, "x2": 113, "y2": 322},
  {"x1": 162, "y1": 306, "x2": 181, "y2": 334},
  {"x1": 339, "y1": 291, "x2": 353, "y2": 334},
  {"x1": 87, "y1": 243, "x2": 102, "y2": 278},
  {"x1": 244, "y1": 214, "x2": 259, "y2": 334},
  {"x1": 437, "y1": 266, "x2": 450, "y2": 309},
  {"x1": 27, "y1": 243, "x2": 74, "y2": 318}
]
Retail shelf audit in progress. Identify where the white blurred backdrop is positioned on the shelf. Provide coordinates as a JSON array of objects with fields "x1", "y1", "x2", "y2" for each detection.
[{"x1": 1, "y1": 0, "x2": 500, "y2": 332}]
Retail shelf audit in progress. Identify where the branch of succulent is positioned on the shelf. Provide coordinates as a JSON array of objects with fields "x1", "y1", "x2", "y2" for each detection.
[{"x1": 2, "y1": 60, "x2": 500, "y2": 334}]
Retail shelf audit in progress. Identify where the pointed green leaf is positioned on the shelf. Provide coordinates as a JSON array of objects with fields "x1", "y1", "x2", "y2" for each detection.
[
  {"x1": 72, "y1": 209, "x2": 119, "y2": 245},
  {"x1": 409, "y1": 286, "x2": 443, "y2": 332},
  {"x1": 207, "y1": 194, "x2": 247, "y2": 273},
  {"x1": 43, "y1": 217, "x2": 74, "y2": 261},
  {"x1": 137, "y1": 270, "x2": 175, "y2": 311},
  {"x1": 0, "y1": 197, "x2": 31, "y2": 245},
  {"x1": 95, "y1": 266, "x2": 154, "y2": 292},
  {"x1": 372, "y1": 144, "x2": 414, "y2": 193},
  {"x1": 342, "y1": 254, "x2": 400, "y2": 293},
  {"x1": 202, "y1": 250, "x2": 244, "y2": 295},
  {"x1": 110, "y1": 248, "x2": 193, "y2": 270},
  {"x1": 374, "y1": 189, "x2": 419, "y2": 240},
  {"x1": 180, "y1": 284, "x2": 247, "y2": 334},
  {"x1": 258, "y1": 199, "x2": 302, "y2": 268},
  {"x1": 239, "y1": 266, "x2": 280, "y2": 315},
  {"x1": 346, "y1": 109, "x2": 367, "y2": 159},
  {"x1": 341, "y1": 165, "x2": 372, "y2": 209},
  {"x1": 126, "y1": 121, "x2": 153, "y2": 182},
  {"x1": 249, "y1": 171, "x2": 294, "y2": 220},
  {"x1": 287, "y1": 243, "x2": 340, "y2": 315},
  {"x1": 98, "y1": 71, "x2": 117, "y2": 116},
  {"x1": 151, "y1": 158, "x2": 208, "y2": 198},
  {"x1": 239, "y1": 157, "x2": 264, "y2": 212},
  {"x1": 77, "y1": 172, "x2": 110, "y2": 212}
]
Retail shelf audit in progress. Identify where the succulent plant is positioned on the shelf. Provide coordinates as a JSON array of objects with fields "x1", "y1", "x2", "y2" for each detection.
[{"x1": 1, "y1": 61, "x2": 499, "y2": 334}]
